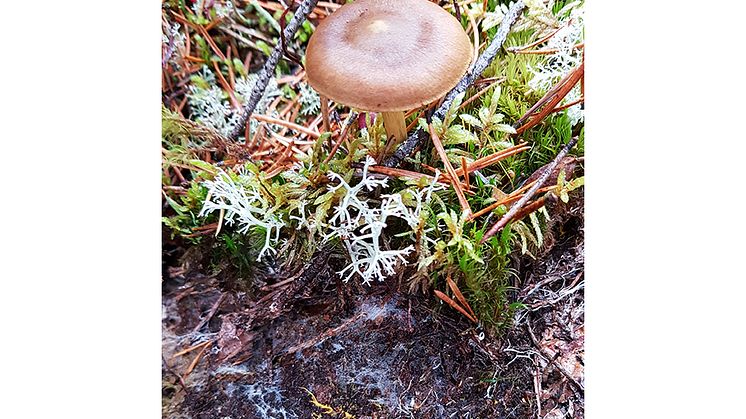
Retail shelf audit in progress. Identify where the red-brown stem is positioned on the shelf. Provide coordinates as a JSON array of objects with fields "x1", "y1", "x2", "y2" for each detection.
[
  {"x1": 428, "y1": 123, "x2": 471, "y2": 217},
  {"x1": 324, "y1": 112, "x2": 357, "y2": 164},
  {"x1": 434, "y1": 290, "x2": 478, "y2": 324},
  {"x1": 515, "y1": 63, "x2": 584, "y2": 134},
  {"x1": 461, "y1": 157, "x2": 470, "y2": 191},
  {"x1": 454, "y1": 144, "x2": 531, "y2": 177},
  {"x1": 446, "y1": 274, "x2": 476, "y2": 319},
  {"x1": 480, "y1": 136, "x2": 578, "y2": 243},
  {"x1": 468, "y1": 185, "x2": 556, "y2": 221},
  {"x1": 251, "y1": 113, "x2": 320, "y2": 138}
]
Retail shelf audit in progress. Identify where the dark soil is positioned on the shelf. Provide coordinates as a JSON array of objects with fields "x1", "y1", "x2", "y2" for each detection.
[{"x1": 162, "y1": 199, "x2": 584, "y2": 419}]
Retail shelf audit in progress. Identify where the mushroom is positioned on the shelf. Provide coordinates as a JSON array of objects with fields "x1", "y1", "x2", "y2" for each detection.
[{"x1": 305, "y1": 0, "x2": 472, "y2": 148}]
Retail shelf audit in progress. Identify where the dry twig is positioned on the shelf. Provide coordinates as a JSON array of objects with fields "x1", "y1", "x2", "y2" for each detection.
[
  {"x1": 446, "y1": 274, "x2": 476, "y2": 319},
  {"x1": 324, "y1": 111, "x2": 358, "y2": 163},
  {"x1": 190, "y1": 293, "x2": 225, "y2": 334},
  {"x1": 229, "y1": 0, "x2": 320, "y2": 140},
  {"x1": 480, "y1": 136, "x2": 578, "y2": 244}
]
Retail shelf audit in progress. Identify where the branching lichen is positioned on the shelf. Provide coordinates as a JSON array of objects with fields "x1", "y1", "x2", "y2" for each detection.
[
  {"x1": 325, "y1": 157, "x2": 442, "y2": 285},
  {"x1": 199, "y1": 168, "x2": 284, "y2": 260},
  {"x1": 187, "y1": 68, "x2": 282, "y2": 137}
]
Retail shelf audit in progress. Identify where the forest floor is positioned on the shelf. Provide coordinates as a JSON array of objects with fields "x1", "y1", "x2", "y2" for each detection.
[{"x1": 162, "y1": 197, "x2": 583, "y2": 418}]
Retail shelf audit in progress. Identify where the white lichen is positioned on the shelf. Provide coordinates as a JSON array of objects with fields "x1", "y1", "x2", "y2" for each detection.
[
  {"x1": 199, "y1": 168, "x2": 284, "y2": 260},
  {"x1": 528, "y1": 5, "x2": 584, "y2": 93},
  {"x1": 234, "y1": 74, "x2": 282, "y2": 115},
  {"x1": 297, "y1": 82, "x2": 321, "y2": 116},
  {"x1": 235, "y1": 74, "x2": 283, "y2": 134},
  {"x1": 564, "y1": 84, "x2": 584, "y2": 126},
  {"x1": 162, "y1": 21, "x2": 186, "y2": 68},
  {"x1": 187, "y1": 68, "x2": 282, "y2": 137},
  {"x1": 325, "y1": 157, "x2": 441, "y2": 285},
  {"x1": 527, "y1": 3, "x2": 584, "y2": 126},
  {"x1": 224, "y1": 382, "x2": 296, "y2": 419},
  {"x1": 191, "y1": 0, "x2": 235, "y2": 19}
]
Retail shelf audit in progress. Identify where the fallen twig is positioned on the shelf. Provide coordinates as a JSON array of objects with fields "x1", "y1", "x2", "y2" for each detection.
[
  {"x1": 171, "y1": 339, "x2": 214, "y2": 359},
  {"x1": 446, "y1": 274, "x2": 476, "y2": 320},
  {"x1": 468, "y1": 185, "x2": 555, "y2": 221},
  {"x1": 283, "y1": 312, "x2": 366, "y2": 356},
  {"x1": 480, "y1": 136, "x2": 578, "y2": 244},
  {"x1": 453, "y1": 143, "x2": 530, "y2": 177},
  {"x1": 459, "y1": 78, "x2": 505, "y2": 110},
  {"x1": 229, "y1": 0, "x2": 320, "y2": 140},
  {"x1": 461, "y1": 157, "x2": 470, "y2": 190},
  {"x1": 251, "y1": 113, "x2": 321, "y2": 138},
  {"x1": 383, "y1": 0, "x2": 525, "y2": 167},
  {"x1": 190, "y1": 293, "x2": 225, "y2": 334},
  {"x1": 279, "y1": 3, "x2": 305, "y2": 68},
  {"x1": 183, "y1": 342, "x2": 211, "y2": 379},
  {"x1": 532, "y1": 357, "x2": 543, "y2": 418}
]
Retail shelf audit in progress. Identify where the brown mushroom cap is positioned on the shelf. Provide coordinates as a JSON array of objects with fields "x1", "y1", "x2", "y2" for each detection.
[{"x1": 305, "y1": 0, "x2": 473, "y2": 112}]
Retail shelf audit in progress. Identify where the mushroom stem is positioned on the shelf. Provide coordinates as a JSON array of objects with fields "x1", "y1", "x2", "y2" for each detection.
[
  {"x1": 381, "y1": 111, "x2": 407, "y2": 143},
  {"x1": 320, "y1": 95, "x2": 331, "y2": 133}
]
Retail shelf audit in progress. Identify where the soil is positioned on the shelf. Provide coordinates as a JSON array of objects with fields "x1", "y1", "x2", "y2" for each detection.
[{"x1": 162, "y1": 199, "x2": 584, "y2": 418}]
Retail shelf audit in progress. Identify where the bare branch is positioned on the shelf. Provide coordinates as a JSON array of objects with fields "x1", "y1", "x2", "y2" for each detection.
[{"x1": 229, "y1": 0, "x2": 320, "y2": 141}]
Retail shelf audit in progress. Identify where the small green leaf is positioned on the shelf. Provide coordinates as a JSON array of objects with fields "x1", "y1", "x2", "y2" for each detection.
[
  {"x1": 163, "y1": 193, "x2": 188, "y2": 215},
  {"x1": 478, "y1": 107, "x2": 491, "y2": 124},
  {"x1": 459, "y1": 114, "x2": 483, "y2": 128},
  {"x1": 189, "y1": 74, "x2": 210, "y2": 90},
  {"x1": 431, "y1": 116, "x2": 444, "y2": 135},
  {"x1": 444, "y1": 92, "x2": 466, "y2": 125},
  {"x1": 490, "y1": 114, "x2": 505, "y2": 124},
  {"x1": 463, "y1": 241, "x2": 484, "y2": 264},
  {"x1": 493, "y1": 123, "x2": 517, "y2": 134},
  {"x1": 519, "y1": 229, "x2": 528, "y2": 254},
  {"x1": 188, "y1": 159, "x2": 217, "y2": 175},
  {"x1": 444, "y1": 125, "x2": 478, "y2": 145},
  {"x1": 529, "y1": 212, "x2": 544, "y2": 247},
  {"x1": 256, "y1": 40, "x2": 272, "y2": 57},
  {"x1": 313, "y1": 189, "x2": 335, "y2": 206},
  {"x1": 489, "y1": 85, "x2": 502, "y2": 115},
  {"x1": 232, "y1": 58, "x2": 247, "y2": 78},
  {"x1": 481, "y1": 12, "x2": 504, "y2": 32},
  {"x1": 567, "y1": 176, "x2": 585, "y2": 192},
  {"x1": 557, "y1": 169, "x2": 567, "y2": 188}
]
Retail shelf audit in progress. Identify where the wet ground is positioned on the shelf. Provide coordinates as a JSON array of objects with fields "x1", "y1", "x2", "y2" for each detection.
[{"x1": 162, "y1": 200, "x2": 584, "y2": 418}]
